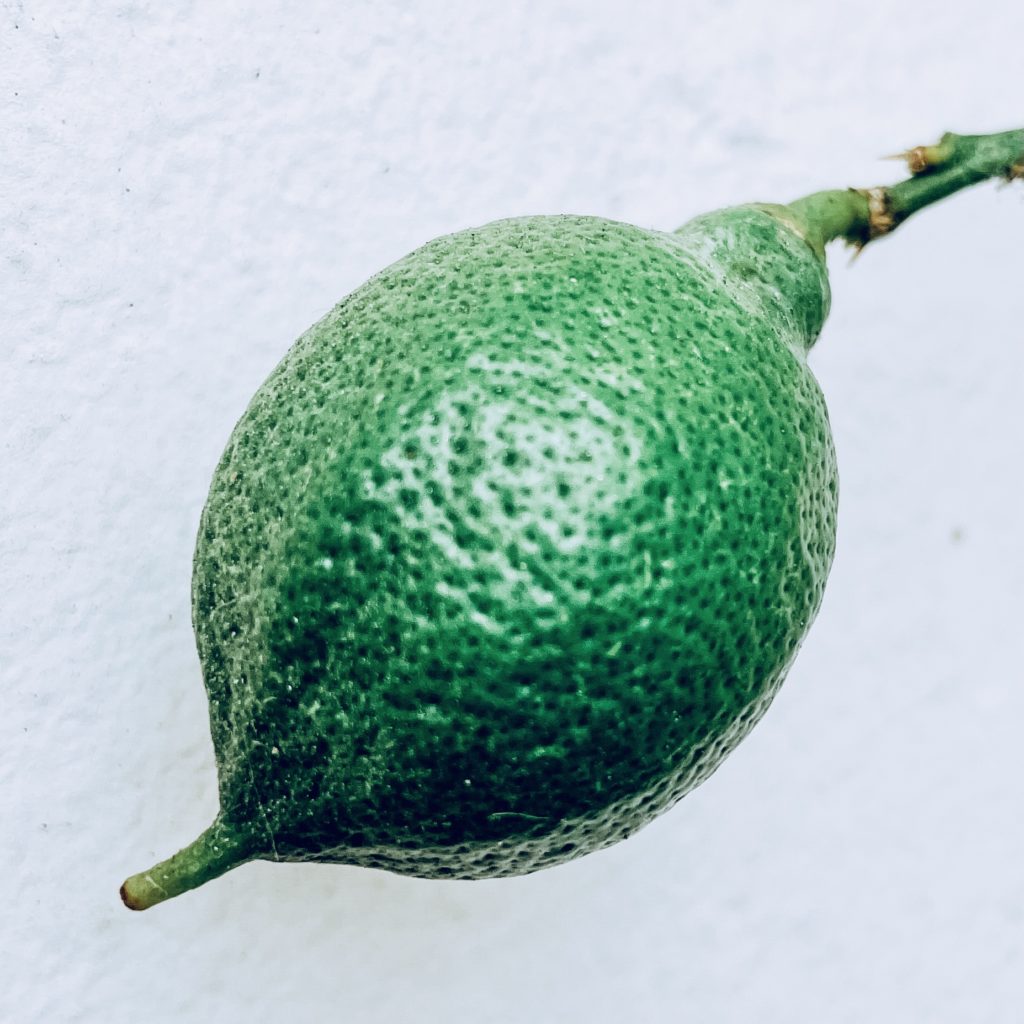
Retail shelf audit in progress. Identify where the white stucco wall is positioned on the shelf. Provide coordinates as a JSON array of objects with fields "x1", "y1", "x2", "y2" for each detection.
[{"x1": 4, "y1": 2, "x2": 1023, "y2": 1021}]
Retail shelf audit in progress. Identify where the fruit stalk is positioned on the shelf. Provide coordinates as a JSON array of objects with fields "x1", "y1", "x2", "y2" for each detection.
[
  {"x1": 787, "y1": 128, "x2": 1024, "y2": 253},
  {"x1": 120, "y1": 817, "x2": 254, "y2": 911}
]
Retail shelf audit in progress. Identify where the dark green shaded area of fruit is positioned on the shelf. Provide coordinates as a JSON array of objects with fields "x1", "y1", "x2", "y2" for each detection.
[{"x1": 122, "y1": 129, "x2": 1024, "y2": 910}]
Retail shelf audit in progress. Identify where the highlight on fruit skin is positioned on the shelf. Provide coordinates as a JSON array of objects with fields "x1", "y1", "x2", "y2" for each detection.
[{"x1": 121, "y1": 128, "x2": 1023, "y2": 911}]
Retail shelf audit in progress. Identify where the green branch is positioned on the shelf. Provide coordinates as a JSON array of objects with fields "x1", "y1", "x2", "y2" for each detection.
[{"x1": 786, "y1": 129, "x2": 1024, "y2": 255}]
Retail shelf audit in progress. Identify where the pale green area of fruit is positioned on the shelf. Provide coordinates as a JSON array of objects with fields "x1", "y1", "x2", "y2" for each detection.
[{"x1": 121, "y1": 129, "x2": 1024, "y2": 911}]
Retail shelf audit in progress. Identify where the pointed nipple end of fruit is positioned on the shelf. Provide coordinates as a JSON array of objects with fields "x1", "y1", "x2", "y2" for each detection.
[
  {"x1": 120, "y1": 820, "x2": 253, "y2": 912},
  {"x1": 119, "y1": 869, "x2": 175, "y2": 911},
  {"x1": 120, "y1": 879, "x2": 145, "y2": 911}
]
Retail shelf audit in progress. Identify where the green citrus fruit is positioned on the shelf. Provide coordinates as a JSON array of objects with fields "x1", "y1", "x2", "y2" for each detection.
[
  {"x1": 117, "y1": 127, "x2": 1024, "y2": 910},
  {"x1": 121, "y1": 203, "x2": 839, "y2": 909}
]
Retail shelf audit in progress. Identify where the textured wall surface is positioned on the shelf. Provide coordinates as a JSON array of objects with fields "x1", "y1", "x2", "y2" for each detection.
[{"x1": 3, "y1": 2, "x2": 1023, "y2": 1021}]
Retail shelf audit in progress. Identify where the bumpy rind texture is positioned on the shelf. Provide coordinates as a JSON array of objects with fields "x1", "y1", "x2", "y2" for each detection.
[{"x1": 192, "y1": 206, "x2": 837, "y2": 878}]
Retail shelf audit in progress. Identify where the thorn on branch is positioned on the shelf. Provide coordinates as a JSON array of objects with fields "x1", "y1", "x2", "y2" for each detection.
[{"x1": 884, "y1": 141, "x2": 951, "y2": 176}]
